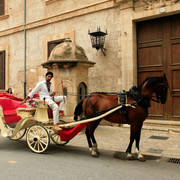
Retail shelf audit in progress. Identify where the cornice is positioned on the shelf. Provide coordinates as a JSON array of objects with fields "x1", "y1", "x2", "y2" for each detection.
[
  {"x1": 114, "y1": 0, "x2": 132, "y2": 3},
  {"x1": 0, "y1": 0, "x2": 116, "y2": 37},
  {"x1": 142, "y1": 0, "x2": 180, "y2": 10}
]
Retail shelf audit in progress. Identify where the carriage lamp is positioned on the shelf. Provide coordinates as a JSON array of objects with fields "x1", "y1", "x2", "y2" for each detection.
[{"x1": 88, "y1": 27, "x2": 107, "y2": 56}]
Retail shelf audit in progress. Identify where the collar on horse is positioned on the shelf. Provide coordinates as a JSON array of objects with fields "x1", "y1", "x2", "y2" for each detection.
[
  {"x1": 83, "y1": 87, "x2": 151, "y2": 124},
  {"x1": 128, "y1": 86, "x2": 151, "y2": 109}
]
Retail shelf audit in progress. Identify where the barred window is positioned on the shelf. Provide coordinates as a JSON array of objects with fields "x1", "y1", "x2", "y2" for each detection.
[
  {"x1": 0, "y1": 51, "x2": 5, "y2": 89},
  {"x1": 0, "y1": 0, "x2": 5, "y2": 16}
]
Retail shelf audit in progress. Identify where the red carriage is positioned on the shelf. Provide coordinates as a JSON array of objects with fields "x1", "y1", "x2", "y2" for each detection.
[{"x1": 0, "y1": 93, "x2": 86, "y2": 153}]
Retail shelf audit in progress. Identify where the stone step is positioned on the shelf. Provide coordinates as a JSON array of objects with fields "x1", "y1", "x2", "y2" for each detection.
[
  {"x1": 123, "y1": 119, "x2": 180, "y2": 133},
  {"x1": 144, "y1": 119, "x2": 180, "y2": 128}
]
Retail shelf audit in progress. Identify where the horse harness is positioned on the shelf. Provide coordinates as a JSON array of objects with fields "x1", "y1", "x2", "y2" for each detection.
[{"x1": 83, "y1": 86, "x2": 151, "y2": 124}]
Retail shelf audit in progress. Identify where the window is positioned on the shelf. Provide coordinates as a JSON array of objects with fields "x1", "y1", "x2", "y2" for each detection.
[
  {"x1": 0, "y1": 51, "x2": 5, "y2": 89},
  {"x1": 48, "y1": 39, "x2": 65, "y2": 58},
  {"x1": 77, "y1": 82, "x2": 87, "y2": 103},
  {"x1": 0, "y1": 0, "x2": 5, "y2": 16}
]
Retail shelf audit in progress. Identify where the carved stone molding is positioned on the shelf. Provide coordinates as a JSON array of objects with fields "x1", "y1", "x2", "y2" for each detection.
[
  {"x1": 142, "y1": 0, "x2": 180, "y2": 10},
  {"x1": 114, "y1": 0, "x2": 132, "y2": 3}
]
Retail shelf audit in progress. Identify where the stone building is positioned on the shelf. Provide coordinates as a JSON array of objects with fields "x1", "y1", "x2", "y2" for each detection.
[{"x1": 0, "y1": 0, "x2": 180, "y2": 123}]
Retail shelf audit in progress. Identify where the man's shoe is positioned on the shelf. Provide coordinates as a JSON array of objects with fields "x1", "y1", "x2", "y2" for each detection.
[
  {"x1": 59, "y1": 112, "x2": 64, "y2": 117},
  {"x1": 53, "y1": 124, "x2": 62, "y2": 131}
]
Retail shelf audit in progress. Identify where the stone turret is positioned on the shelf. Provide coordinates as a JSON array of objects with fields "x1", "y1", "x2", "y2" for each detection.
[{"x1": 42, "y1": 38, "x2": 95, "y2": 116}]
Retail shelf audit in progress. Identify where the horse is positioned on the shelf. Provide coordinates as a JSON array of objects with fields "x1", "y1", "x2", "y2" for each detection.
[{"x1": 74, "y1": 74, "x2": 169, "y2": 160}]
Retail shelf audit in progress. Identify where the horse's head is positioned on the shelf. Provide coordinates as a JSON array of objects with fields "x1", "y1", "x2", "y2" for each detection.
[
  {"x1": 139, "y1": 74, "x2": 169, "y2": 105},
  {"x1": 153, "y1": 74, "x2": 169, "y2": 104}
]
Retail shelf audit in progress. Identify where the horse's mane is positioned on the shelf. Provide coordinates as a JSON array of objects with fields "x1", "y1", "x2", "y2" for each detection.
[{"x1": 138, "y1": 77, "x2": 164, "y2": 91}]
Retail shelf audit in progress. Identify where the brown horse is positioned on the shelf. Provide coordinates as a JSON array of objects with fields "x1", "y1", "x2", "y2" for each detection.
[{"x1": 74, "y1": 75, "x2": 168, "y2": 159}]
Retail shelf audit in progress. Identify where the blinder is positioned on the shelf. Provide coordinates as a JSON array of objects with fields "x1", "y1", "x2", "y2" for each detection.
[{"x1": 153, "y1": 82, "x2": 168, "y2": 104}]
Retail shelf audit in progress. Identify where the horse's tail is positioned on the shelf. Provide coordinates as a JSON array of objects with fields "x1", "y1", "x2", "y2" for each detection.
[{"x1": 74, "y1": 100, "x2": 84, "y2": 121}]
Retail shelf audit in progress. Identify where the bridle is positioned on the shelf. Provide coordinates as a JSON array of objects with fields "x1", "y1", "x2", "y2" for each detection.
[{"x1": 152, "y1": 81, "x2": 169, "y2": 103}]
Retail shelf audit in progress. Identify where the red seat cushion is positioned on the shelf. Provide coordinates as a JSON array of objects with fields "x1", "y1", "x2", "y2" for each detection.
[
  {"x1": 0, "y1": 92, "x2": 23, "y2": 101},
  {"x1": 4, "y1": 114, "x2": 23, "y2": 124},
  {"x1": 4, "y1": 109, "x2": 17, "y2": 115},
  {"x1": 0, "y1": 98, "x2": 26, "y2": 124}
]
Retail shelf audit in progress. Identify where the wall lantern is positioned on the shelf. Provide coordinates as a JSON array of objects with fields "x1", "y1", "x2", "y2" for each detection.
[{"x1": 88, "y1": 27, "x2": 107, "y2": 56}]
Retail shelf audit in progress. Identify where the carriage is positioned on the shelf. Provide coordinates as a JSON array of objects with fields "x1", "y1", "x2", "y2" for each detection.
[
  {"x1": 0, "y1": 95, "x2": 127, "y2": 154},
  {"x1": 0, "y1": 75, "x2": 169, "y2": 159},
  {"x1": 0, "y1": 97, "x2": 84, "y2": 153}
]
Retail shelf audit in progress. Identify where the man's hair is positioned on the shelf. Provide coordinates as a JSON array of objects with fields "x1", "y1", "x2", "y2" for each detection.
[{"x1": 45, "y1": 71, "x2": 54, "y2": 78}]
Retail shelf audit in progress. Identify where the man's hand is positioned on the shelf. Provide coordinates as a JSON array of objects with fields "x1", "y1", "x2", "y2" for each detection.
[
  {"x1": 20, "y1": 96, "x2": 29, "y2": 105},
  {"x1": 51, "y1": 91, "x2": 56, "y2": 96},
  {"x1": 20, "y1": 100, "x2": 26, "y2": 105}
]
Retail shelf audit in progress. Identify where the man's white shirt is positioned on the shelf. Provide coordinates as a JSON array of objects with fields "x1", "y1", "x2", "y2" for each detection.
[{"x1": 28, "y1": 80, "x2": 52, "y2": 99}]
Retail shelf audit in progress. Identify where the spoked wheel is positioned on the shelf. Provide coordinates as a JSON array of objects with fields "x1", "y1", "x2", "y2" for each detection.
[
  {"x1": 50, "y1": 133, "x2": 69, "y2": 146},
  {"x1": 26, "y1": 124, "x2": 50, "y2": 153},
  {"x1": 6, "y1": 126, "x2": 26, "y2": 140},
  {"x1": 49, "y1": 120, "x2": 69, "y2": 146}
]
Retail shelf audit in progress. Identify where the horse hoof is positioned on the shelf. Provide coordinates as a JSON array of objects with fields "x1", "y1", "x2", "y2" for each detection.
[
  {"x1": 92, "y1": 154, "x2": 99, "y2": 158},
  {"x1": 91, "y1": 151, "x2": 99, "y2": 158},
  {"x1": 126, "y1": 153, "x2": 135, "y2": 160},
  {"x1": 95, "y1": 150, "x2": 100, "y2": 155},
  {"x1": 137, "y1": 155, "x2": 146, "y2": 162}
]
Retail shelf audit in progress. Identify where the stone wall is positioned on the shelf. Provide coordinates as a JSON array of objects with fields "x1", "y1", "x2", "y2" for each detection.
[
  {"x1": 0, "y1": 0, "x2": 180, "y2": 116},
  {"x1": 0, "y1": 0, "x2": 123, "y2": 98}
]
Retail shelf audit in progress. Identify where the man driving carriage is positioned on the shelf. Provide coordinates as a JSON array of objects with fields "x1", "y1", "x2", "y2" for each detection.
[{"x1": 21, "y1": 71, "x2": 66, "y2": 130}]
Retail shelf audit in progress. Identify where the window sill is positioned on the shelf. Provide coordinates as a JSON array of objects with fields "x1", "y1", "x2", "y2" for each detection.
[{"x1": 0, "y1": 15, "x2": 9, "y2": 21}]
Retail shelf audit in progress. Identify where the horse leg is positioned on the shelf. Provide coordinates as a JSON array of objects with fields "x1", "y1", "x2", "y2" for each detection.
[
  {"x1": 126, "y1": 129, "x2": 135, "y2": 159},
  {"x1": 85, "y1": 120, "x2": 101, "y2": 157},
  {"x1": 85, "y1": 128, "x2": 99, "y2": 157},
  {"x1": 126, "y1": 122, "x2": 144, "y2": 160},
  {"x1": 91, "y1": 119, "x2": 101, "y2": 155},
  {"x1": 91, "y1": 134, "x2": 100, "y2": 155},
  {"x1": 134, "y1": 123, "x2": 145, "y2": 161}
]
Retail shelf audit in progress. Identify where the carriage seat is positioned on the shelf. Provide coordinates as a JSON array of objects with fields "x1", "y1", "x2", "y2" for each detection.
[{"x1": 0, "y1": 98, "x2": 26, "y2": 124}]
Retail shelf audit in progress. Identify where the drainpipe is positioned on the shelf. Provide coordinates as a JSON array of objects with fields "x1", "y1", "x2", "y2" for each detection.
[{"x1": 24, "y1": 0, "x2": 26, "y2": 98}]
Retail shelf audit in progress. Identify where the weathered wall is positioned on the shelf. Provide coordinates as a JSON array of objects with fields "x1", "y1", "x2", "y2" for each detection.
[
  {"x1": 0, "y1": 0, "x2": 122, "y2": 98},
  {"x1": 0, "y1": 0, "x2": 180, "y2": 102}
]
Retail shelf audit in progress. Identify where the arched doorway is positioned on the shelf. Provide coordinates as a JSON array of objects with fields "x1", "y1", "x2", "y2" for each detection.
[{"x1": 77, "y1": 82, "x2": 87, "y2": 103}]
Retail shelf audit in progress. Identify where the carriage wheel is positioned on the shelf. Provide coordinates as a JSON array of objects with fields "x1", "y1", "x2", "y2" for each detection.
[
  {"x1": 49, "y1": 119, "x2": 69, "y2": 146},
  {"x1": 7, "y1": 128, "x2": 26, "y2": 140},
  {"x1": 50, "y1": 133, "x2": 69, "y2": 146},
  {"x1": 26, "y1": 125, "x2": 50, "y2": 153}
]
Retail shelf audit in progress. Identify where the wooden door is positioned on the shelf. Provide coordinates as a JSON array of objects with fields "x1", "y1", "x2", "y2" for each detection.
[
  {"x1": 137, "y1": 14, "x2": 180, "y2": 120},
  {"x1": 0, "y1": 51, "x2": 5, "y2": 89}
]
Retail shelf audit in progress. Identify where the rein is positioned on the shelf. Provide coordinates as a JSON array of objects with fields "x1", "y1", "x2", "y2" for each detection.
[
  {"x1": 151, "y1": 98, "x2": 160, "y2": 103},
  {"x1": 83, "y1": 90, "x2": 144, "y2": 124},
  {"x1": 83, "y1": 77, "x2": 168, "y2": 121}
]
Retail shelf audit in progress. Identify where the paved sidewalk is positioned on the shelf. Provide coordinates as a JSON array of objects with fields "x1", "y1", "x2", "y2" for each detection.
[{"x1": 69, "y1": 125, "x2": 180, "y2": 159}]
